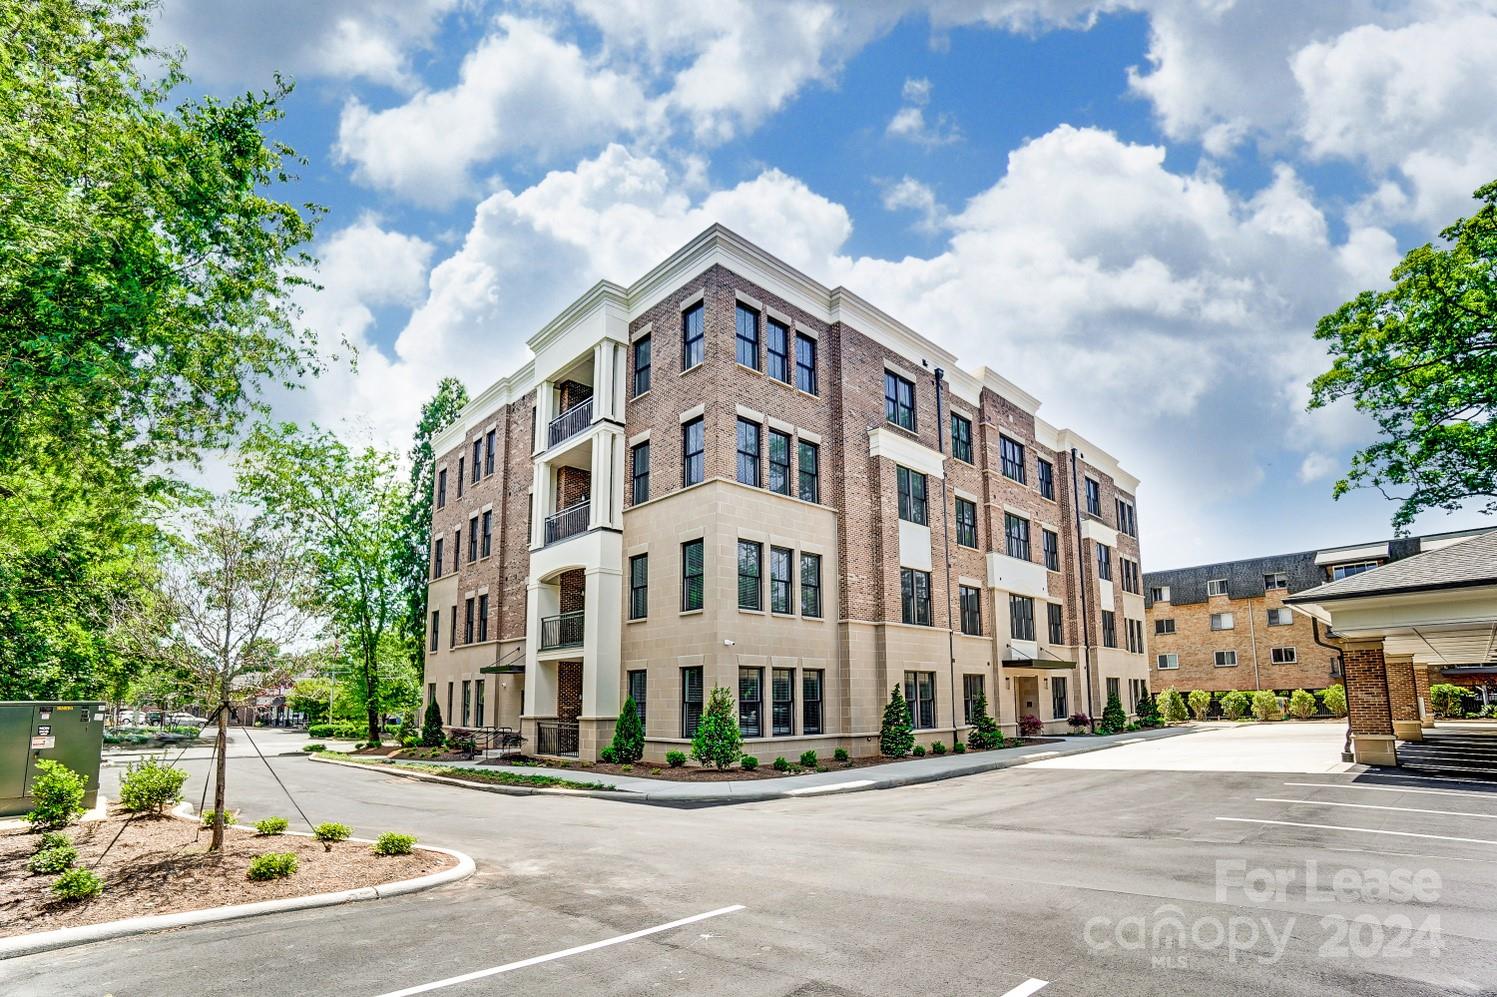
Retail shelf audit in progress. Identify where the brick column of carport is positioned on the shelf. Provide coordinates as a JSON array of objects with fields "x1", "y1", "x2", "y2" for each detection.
[
  {"x1": 1342, "y1": 637, "x2": 1399, "y2": 766},
  {"x1": 1413, "y1": 664, "x2": 1435, "y2": 729},
  {"x1": 1385, "y1": 652, "x2": 1423, "y2": 742}
]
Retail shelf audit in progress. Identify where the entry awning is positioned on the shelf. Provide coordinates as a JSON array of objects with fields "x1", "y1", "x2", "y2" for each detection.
[
  {"x1": 1002, "y1": 657, "x2": 1076, "y2": 670},
  {"x1": 480, "y1": 663, "x2": 525, "y2": 674}
]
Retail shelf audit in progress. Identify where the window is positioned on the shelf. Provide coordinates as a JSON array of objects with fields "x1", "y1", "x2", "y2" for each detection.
[
  {"x1": 904, "y1": 671, "x2": 935, "y2": 729},
  {"x1": 428, "y1": 682, "x2": 437, "y2": 715},
  {"x1": 1000, "y1": 436, "x2": 1026, "y2": 483},
  {"x1": 1037, "y1": 458, "x2": 1054, "y2": 500},
  {"x1": 1009, "y1": 594, "x2": 1035, "y2": 640},
  {"x1": 766, "y1": 318, "x2": 790, "y2": 382},
  {"x1": 896, "y1": 466, "x2": 927, "y2": 525},
  {"x1": 1150, "y1": 585, "x2": 1170, "y2": 602},
  {"x1": 681, "y1": 667, "x2": 703, "y2": 737},
  {"x1": 452, "y1": 529, "x2": 460, "y2": 571},
  {"x1": 472, "y1": 440, "x2": 481, "y2": 483},
  {"x1": 682, "y1": 302, "x2": 704, "y2": 370},
  {"x1": 901, "y1": 568, "x2": 932, "y2": 626},
  {"x1": 1214, "y1": 650, "x2": 1238, "y2": 668},
  {"x1": 468, "y1": 516, "x2": 479, "y2": 562},
  {"x1": 1052, "y1": 675, "x2": 1068, "y2": 720},
  {"x1": 1267, "y1": 608, "x2": 1294, "y2": 626},
  {"x1": 633, "y1": 334, "x2": 651, "y2": 396},
  {"x1": 1157, "y1": 653, "x2": 1179, "y2": 670},
  {"x1": 457, "y1": 457, "x2": 464, "y2": 497},
  {"x1": 476, "y1": 594, "x2": 489, "y2": 642},
  {"x1": 955, "y1": 498, "x2": 978, "y2": 548},
  {"x1": 631, "y1": 442, "x2": 650, "y2": 504},
  {"x1": 682, "y1": 539, "x2": 704, "y2": 611},
  {"x1": 433, "y1": 537, "x2": 444, "y2": 578},
  {"x1": 770, "y1": 547, "x2": 793, "y2": 614},
  {"x1": 1155, "y1": 618, "x2": 1176, "y2": 635},
  {"x1": 1106, "y1": 676, "x2": 1120, "y2": 705},
  {"x1": 1116, "y1": 498, "x2": 1137, "y2": 536},
  {"x1": 1210, "y1": 612, "x2": 1234, "y2": 631},
  {"x1": 795, "y1": 334, "x2": 818, "y2": 394},
  {"x1": 738, "y1": 667, "x2": 763, "y2": 738},
  {"x1": 429, "y1": 610, "x2": 439, "y2": 652},
  {"x1": 1271, "y1": 646, "x2": 1297, "y2": 664},
  {"x1": 449, "y1": 603, "x2": 457, "y2": 648},
  {"x1": 802, "y1": 669, "x2": 824, "y2": 735},
  {"x1": 463, "y1": 597, "x2": 475, "y2": 644},
  {"x1": 798, "y1": 440, "x2": 819, "y2": 503},
  {"x1": 629, "y1": 554, "x2": 648, "y2": 621},
  {"x1": 485, "y1": 430, "x2": 496, "y2": 476},
  {"x1": 950, "y1": 413, "x2": 973, "y2": 463},
  {"x1": 768, "y1": 430, "x2": 791, "y2": 495},
  {"x1": 800, "y1": 552, "x2": 822, "y2": 618},
  {"x1": 963, "y1": 674, "x2": 985, "y2": 724},
  {"x1": 1095, "y1": 543, "x2": 1111, "y2": 581},
  {"x1": 475, "y1": 680, "x2": 485, "y2": 727},
  {"x1": 959, "y1": 585, "x2": 982, "y2": 635},
  {"x1": 1125, "y1": 618, "x2": 1143, "y2": 653},
  {"x1": 682, "y1": 417, "x2": 704, "y2": 487},
  {"x1": 627, "y1": 670, "x2": 647, "y2": 724},
  {"x1": 885, "y1": 370, "x2": 916, "y2": 431},
  {"x1": 1005, "y1": 513, "x2": 1030, "y2": 560},
  {"x1": 1042, "y1": 529, "x2": 1060, "y2": 571},
  {"x1": 1101, "y1": 610, "x2": 1117, "y2": 648},
  {"x1": 1264, "y1": 571, "x2": 1288, "y2": 591},
  {"x1": 1085, "y1": 478, "x2": 1101, "y2": 516},
  {"x1": 735, "y1": 303, "x2": 759, "y2": 369},
  {"x1": 462, "y1": 680, "x2": 471, "y2": 727},
  {"x1": 736, "y1": 418, "x2": 761, "y2": 487},
  {"x1": 1331, "y1": 561, "x2": 1378, "y2": 580},
  {"x1": 738, "y1": 540, "x2": 762, "y2": 610},
  {"x1": 480, "y1": 510, "x2": 492, "y2": 558},
  {"x1": 437, "y1": 468, "x2": 447, "y2": 508},
  {"x1": 772, "y1": 668, "x2": 795, "y2": 736},
  {"x1": 1206, "y1": 578, "x2": 1229, "y2": 597},
  {"x1": 1129, "y1": 679, "x2": 1148, "y2": 713},
  {"x1": 447, "y1": 682, "x2": 454, "y2": 723},
  {"x1": 1120, "y1": 558, "x2": 1140, "y2": 594},
  {"x1": 1047, "y1": 602, "x2": 1063, "y2": 644}
]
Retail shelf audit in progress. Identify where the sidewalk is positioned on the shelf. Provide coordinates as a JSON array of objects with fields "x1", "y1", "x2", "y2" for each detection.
[{"x1": 321, "y1": 725, "x2": 1200, "y2": 806}]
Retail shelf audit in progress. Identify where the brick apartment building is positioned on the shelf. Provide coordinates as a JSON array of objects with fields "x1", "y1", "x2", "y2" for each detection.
[
  {"x1": 1143, "y1": 528, "x2": 1489, "y2": 695},
  {"x1": 422, "y1": 225, "x2": 1148, "y2": 762}
]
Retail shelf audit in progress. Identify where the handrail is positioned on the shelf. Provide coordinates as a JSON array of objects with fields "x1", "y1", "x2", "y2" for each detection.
[{"x1": 547, "y1": 397, "x2": 594, "y2": 448}]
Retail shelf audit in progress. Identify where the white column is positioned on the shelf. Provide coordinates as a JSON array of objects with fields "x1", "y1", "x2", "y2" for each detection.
[
  {"x1": 530, "y1": 461, "x2": 550, "y2": 549},
  {"x1": 533, "y1": 381, "x2": 554, "y2": 454},
  {"x1": 580, "y1": 563, "x2": 623, "y2": 720},
  {"x1": 592, "y1": 342, "x2": 613, "y2": 426}
]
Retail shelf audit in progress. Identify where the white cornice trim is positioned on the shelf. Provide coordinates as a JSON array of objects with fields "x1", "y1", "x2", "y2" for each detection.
[{"x1": 868, "y1": 426, "x2": 945, "y2": 480}]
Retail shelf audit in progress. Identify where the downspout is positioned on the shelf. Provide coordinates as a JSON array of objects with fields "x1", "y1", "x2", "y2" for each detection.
[
  {"x1": 1248, "y1": 600, "x2": 1261, "y2": 691},
  {"x1": 935, "y1": 368, "x2": 961, "y2": 740},
  {"x1": 1068, "y1": 448, "x2": 1097, "y2": 729},
  {"x1": 1312, "y1": 618, "x2": 1353, "y2": 761}
]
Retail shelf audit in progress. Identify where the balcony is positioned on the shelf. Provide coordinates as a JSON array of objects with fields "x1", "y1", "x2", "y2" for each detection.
[
  {"x1": 535, "y1": 719, "x2": 579, "y2": 757},
  {"x1": 547, "y1": 397, "x2": 594, "y2": 449},
  {"x1": 544, "y1": 502, "x2": 590, "y2": 546},
  {"x1": 539, "y1": 610, "x2": 585, "y2": 651}
]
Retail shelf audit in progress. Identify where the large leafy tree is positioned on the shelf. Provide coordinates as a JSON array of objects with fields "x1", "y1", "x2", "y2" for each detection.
[
  {"x1": 1309, "y1": 179, "x2": 1497, "y2": 529},
  {"x1": 238, "y1": 423, "x2": 408, "y2": 742},
  {"x1": 396, "y1": 378, "x2": 468, "y2": 671}
]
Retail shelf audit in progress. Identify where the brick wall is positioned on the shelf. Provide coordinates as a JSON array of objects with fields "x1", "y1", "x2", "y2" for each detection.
[
  {"x1": 557, "y1": 662, "x2": 582, "y2": 723},
  {"x1": 1342, "y1": 641, "x2": 1393, "y2": 736},
  {"x1": 1386, "y1": 654, "x2": 1418, "y2": 723}
]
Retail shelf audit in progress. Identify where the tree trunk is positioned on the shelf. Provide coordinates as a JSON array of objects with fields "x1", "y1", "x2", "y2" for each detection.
[
  {"x1": 365, "y1": 652, "x2": 381, "y2": 744},
  {"x1": 210, "y1": 703, "x2": 228, "y2": 852},
  {"x1": 366, "y1": 697, "x2": 381, "y2": 746}
]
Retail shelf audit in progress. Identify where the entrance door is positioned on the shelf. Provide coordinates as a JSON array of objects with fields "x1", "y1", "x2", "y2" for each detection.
[{"x1": 1014, "y1": 676, "x2": 1040, "y2": 726}]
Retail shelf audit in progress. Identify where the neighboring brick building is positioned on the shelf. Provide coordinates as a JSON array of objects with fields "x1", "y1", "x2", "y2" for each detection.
[
  {"x1": 1144, "y1": 529, "x2": 1489, "y2": 694},
  {"x1": 423, "y1": 226, "x2": 1148, "y2": 762}
]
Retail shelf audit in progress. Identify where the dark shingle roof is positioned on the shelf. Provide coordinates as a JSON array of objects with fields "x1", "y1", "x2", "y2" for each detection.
[{"x1": 1285, "y1": 529, "x2": 1497, "y2": 604}]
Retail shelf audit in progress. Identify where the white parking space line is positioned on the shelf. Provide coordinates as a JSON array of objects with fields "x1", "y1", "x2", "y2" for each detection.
[
  {"x1": 999, "y1": 978, "x2": 1049, "y2": 997},
  {"x1": 1255, "y1": 797, "x2": 1497, "y2": 820},
  {"x1": 1283, "y1": 781, "x2": 1497, "y2": 801},
  {"x1": 1217, "y1": 817, "x2": 1497, "y2": 846},
  {"x1": 372, "y1": 905, "x2": 747, "y2": 997}
]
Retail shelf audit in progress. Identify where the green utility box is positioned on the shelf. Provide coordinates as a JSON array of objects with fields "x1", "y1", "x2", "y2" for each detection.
[{"x1": 0, "y1": 701, "x2": 105, "y2": 818}]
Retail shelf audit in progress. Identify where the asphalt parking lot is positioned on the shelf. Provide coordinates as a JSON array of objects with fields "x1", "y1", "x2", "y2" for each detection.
[{"x1": 6, "y1": 725, "x2": 1497, "y2": 996}]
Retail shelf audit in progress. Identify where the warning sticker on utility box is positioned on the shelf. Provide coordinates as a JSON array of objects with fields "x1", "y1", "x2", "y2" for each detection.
[{"x1": 30, "y1": 736, "x2": 55, "y2": 749}]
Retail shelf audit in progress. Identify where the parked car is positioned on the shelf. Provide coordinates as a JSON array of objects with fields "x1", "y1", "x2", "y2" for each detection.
[{"x1": 169, "y1": 713, "x2": 205, "y2": 727}]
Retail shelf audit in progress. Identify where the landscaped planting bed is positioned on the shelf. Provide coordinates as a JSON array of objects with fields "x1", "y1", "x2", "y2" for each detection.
[{"x1": 332, "y1": 755, "x2": 617, "y2": 790}]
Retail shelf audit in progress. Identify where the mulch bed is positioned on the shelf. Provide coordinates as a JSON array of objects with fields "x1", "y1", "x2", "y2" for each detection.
[
  {"x1": 352, "y1": 746, "x2": 475, "y2": 762},
  {"x1": 0, "y1": 809, "x2": 455, "y2": 938}
]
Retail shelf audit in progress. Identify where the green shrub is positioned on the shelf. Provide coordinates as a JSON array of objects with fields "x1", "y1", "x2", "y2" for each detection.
[
  {"x1": 200, "y1": 809, "x2": 237, "y2": 828},
  {"x1": 1321, "y1": 684, "x2": 1348, "y2": 717},
  {"x1": 1251, "y1": 690, "x2": 1282, "y2": 721},
  {"x1": 1125, "y1": 721, "x2": 1141, "y2": 732},
  {"x1": 912, "y1": 744, "x2": 926, "y2": 757},
  {"x1": 665, "y1": 750, "x2": 686, "y2": 768},
  {"x1": 254, "y1": 816, "x2": 289, "y2": 836},
  {"x1": 1187, "y1": 689, "x2": 1213, "y2": 721},
  {"x1": 373, "y1": 832, "x2": 416, "y2": 856},
  {"x1": 1135, "y1": 691, "x2": 1163, "y2": 728},
  {"x1": 25, "y1": 759, "x2": 86, "y2": 830},
  {"x1": 312, "y1": 822, "x2": 352, "y2": 850},
  {"x1": 772, "y1": 756, "x2": 791, "y2": 772},
  {"x1": 246, "y1": 852, "x2": 298, "y2": 881},
  {"x1": 51, "y1": 867, "x2": 103, "y2": 902},
  {"x1": 833, "y1": 747, "x2": 849, "y2": 763},
  {"x1": 952, "y1": 742, "x2": 966, "y2": 754},
  {"x1": 610, "y1": 697, "x2": 646, "y2": 764},
  {"x1": 1158, "y1": 688, "x2": 1189, "y2": 724},
  {"x1": 1220, "y1": 690, "x2": 1251, "y2": 720},
  {"x1": 1099, "y1": 693, "x2": 1127, "y2": 734},
  {"x1": 799, "y1": 750, "x2": 818, "y2": 768},
  {"x1": 29, "y1": 844, "x2": 78, "y2": 874},
  {"x1": 1288, "y1": 689, "x2": 1318, "y2": 720},
  {"x1": 118, "y1": 757, "x2": 188, "y2": 815},
  {"x1": 421, "y1": 698, "x2": 446, "y2": 747},
  {"x1": 1430, "y1": 683, "x2": 1473, "y2": 718},
  {"x1": 303, "y1": 743, "x2": 327, "y2": 753},
  {"x1": 35, "y1": 830, "x2": 71, "y2": 854},
  {"x1": 599, "y1": 745, "x2": 617, "y2": 764},
  {"x1": 966, "y1": 693, "x2": 1003, "y2": 750},
  {"x1": 740, "y1": 755, "x2": 758, "y2": 770},
  {"x1": 930, "y1": 741, "x2": 946, "y2": 755},
  {"x1": 880, "y1": 686, "x2": 915, "y2": 757},
  {"x1": 690, "y1": 686, "x2": 743, "y2": 770}
]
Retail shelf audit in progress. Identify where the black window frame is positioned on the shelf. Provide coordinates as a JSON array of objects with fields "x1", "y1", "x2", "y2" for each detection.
[
  {"x1": 632, "y1": 333, "x2": 652, "y2": 397},
  {"x1": 802, "y1": 669, "x2": 824, "y2": 735},
  {"x1": 437, "y1": 467, "x2": 447, "y2": 508},
  {"x1": 1096, "y1": 542, "x2": 1112, "y2": 581},
  {"x1": 682, "y1": 302, "x2": 705, "y2": 371},
  {"x1": 962, "y1": 674, "x2": 985, "y2": 724},
  {"x1": 903, "y1": 670, "x2": 936, "y2": 729},
  {"x1": 737, "y1": 539, "x2": 763, "y2": 610},
  {"x1": 950, "y1": 412, "x2": 973, "y2": 463},
  {"x1": 682, "y1": 539, "x2": 704, "y2": 612},
  {"x1": 1009, "y1": 594, "x2": 1035, "y2": 641},
  {"x1": 1042, "y1": 528, "x2": 1060, "y2": 571},
  {"x1": 485, "y1": 430, "x2": 495, "y2": 476},
  {"x1": 766, "y1": 317, "x2": 790, "y2": 382},
  {"x1": 768, "y1": 429, "x2": 791, "y2": 495},
  {"x1": 457, "y1": 457, "x2": 464, "y2": 497},
  {"x1": 1155, "y1": 618, "x2": 1176, "y2": 635},
  {"x1": 959, "y1": 584, "x2": 982, "y2": 636},
  {"x1": 681, "y1": 666, "x2": 703, "y2": 737},
  {"x1": 901, "y1": 568, "x2": 932, "y2": 626},
  {"x1": 1047, "y1": 602, "x2": 1063, "y2": 644},
  {"x1": 682, "y1": 416, "x2": 704, "y2": 487},
  {"x1": 629, "y1": 553, "x2": 648, "y2": 621},
  {"x1": 429, "y1": 609, "x2": 439, "y2": 652},
  {"x1": 795, "y1": 333, "x2": 817, "y2": 394},
  {"x1": 1085, "y1": 477, "x2": 1101, "y2": 516},
  {"x1": 800, "y1": 552, "x2": 822, "y2": 618},
  {"x1": 735, "y1": 303, "x2": 760, "y2": 370},
  {"x1": 884, "y1": 370, "x2": 916, "y2": 431},
  {"x1": 627, "y1": 669, "x2": 647, "y2": 724},
  {"x1": 480, "y1": 510, "x2": 492, "y2": 558},
  {"x1": 467, "y1": 516, "x2": 478, "y2": 563},
  {"x1": 472, "y1": 439, "x2": 482, "y2": 483},
  {"x1": 1051, "y1": 675, "x2": 1068, "y2": 720},
  {"x1": 1037, "y1": 458, "x2": 1054, "y2": 500},
  {"x1": 476, "y1": 593, "x2": 488, "y2": 642},
  {"x1": 1101, "y1": 609, "x2": 1117, "y2": 648},
  {"x1": 769, "y1": 546, "x2": 793, "y2": 614},
  {"x1": 738, "y1": 666, "x2": 763, "y2": 738},
  {"x1": 631, "y1": 441, "x2": 650, "y2": 505},
  {"x1": 463, "y1": 596, "x2": 475, "y2": 644},
  {"x1": 896, "y1": 466, "x2": 928, "y2": 525},
  {"x1": 433, "y1": 536, "x2": 444, "y2": 579},
  {"x1": 736, "y1": 417, "x2": 761, "y2": 487},
  {"x1": 1005, "y1": 513, "x2": 1030, "y2": 561},
  {"x1": 955, "y1": 497, "x2": 978, "y2": 549},
  {"x1": 798, "y1": 440, "x2": 819, "y2": 503},
  {"x1": 771, "y1": 667, "x2": 795, "y2": 736},
  {"x1": 1000, "y1": 435, "x2": 1026, "y2": 483}
]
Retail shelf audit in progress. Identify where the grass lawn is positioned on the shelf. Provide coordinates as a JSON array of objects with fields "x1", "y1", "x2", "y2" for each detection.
[{"x1": 331, "y1": 755, "x2": 616, "y2": 791}]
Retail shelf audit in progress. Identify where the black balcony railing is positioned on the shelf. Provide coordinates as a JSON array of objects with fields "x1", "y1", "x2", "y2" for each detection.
[
  {"x1": 536, "y1": 720, "x2": 579, "y2": 757},
  {"x1": 544, "y1": 502, "x2": 590, "y2": 546},
  {"x1": 547, "y1": 397, "x2": 593, "y2": 449},
  {"x1": 539, "y1": 610, "x2": 585, "y2": 651}
]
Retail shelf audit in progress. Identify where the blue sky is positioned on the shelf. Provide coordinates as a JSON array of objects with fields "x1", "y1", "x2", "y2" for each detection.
[{"x1": 150, "y1": 0, "x2": 1497, "y2": 568}]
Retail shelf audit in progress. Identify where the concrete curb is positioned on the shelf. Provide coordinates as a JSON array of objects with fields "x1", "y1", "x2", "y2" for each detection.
[
  {"x1": 313, "y1": 726, "x2": 1199, "y2": 808},
  {"x1": 0, "y1": 809, "x2": 475, "y2": 961}
]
